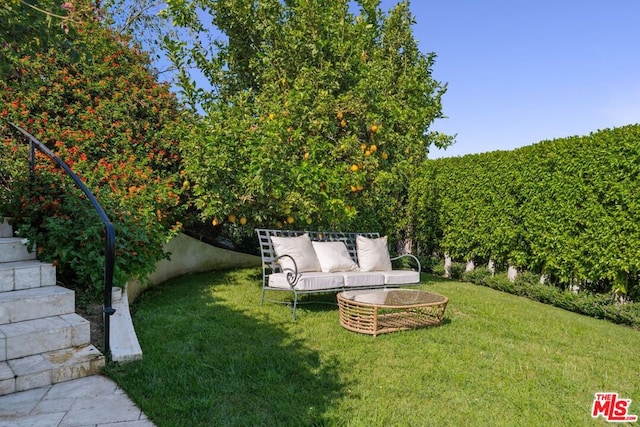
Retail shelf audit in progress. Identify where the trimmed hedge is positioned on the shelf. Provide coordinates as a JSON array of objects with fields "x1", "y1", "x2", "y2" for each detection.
[
  {"x1": 460, "y1": 272, "x2": 640, "y2": 329},
  {"x1": 410, "y1": 124, "x2": 640, "y2": 299}
]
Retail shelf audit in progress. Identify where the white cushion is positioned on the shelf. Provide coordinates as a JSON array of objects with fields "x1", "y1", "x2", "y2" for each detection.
[
  {"x1": 356, "y1": 235, "x2": 392, "y2": 271},
  {"x1": 270, "y1": 234, "x2": 321, "y2": 273},
  {"x1": 268, "y1": 272, "x2": 344, "y2": 290},
  {"x1": 342, "y1": 271, "x2": 385, "y2": 287},
  {"x1": 382, "y1": 270, "x2": 420, "y2": 285},
  {"x1": 312, "y1": 241, "x2": 359, "y2": 273}
]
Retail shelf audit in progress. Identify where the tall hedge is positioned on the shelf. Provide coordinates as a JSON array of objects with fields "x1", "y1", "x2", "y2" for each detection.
[{"x1": 410, "y1": 124, "x2": 640, "y2": 298}]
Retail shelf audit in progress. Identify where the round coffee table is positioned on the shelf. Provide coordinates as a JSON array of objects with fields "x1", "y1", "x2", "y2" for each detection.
[{"x1": 337, "y1": 289, "x2": 448, "y2": 336}]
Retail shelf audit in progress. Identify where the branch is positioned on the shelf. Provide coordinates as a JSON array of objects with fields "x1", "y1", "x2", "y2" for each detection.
[{"x1": 19, "y1": 0, "x2": 74, "y2": 21}]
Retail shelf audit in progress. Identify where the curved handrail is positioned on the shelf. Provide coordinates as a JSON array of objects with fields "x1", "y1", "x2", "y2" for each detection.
[{"x1": 9, "y1": 123, "x2": 116, "y2": 362}]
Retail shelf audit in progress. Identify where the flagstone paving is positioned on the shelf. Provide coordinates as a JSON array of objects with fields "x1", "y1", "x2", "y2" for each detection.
[{"x1": 0, "y1": 375, "x2": 154, "y2": 427}]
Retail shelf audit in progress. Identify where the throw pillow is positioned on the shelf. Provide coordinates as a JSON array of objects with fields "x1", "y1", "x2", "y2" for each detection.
[
  {"x1": 356, "y1": 235, "x2": 392, "y2": 271},
  {"x1": 312, "y1": 241, "x2": 359, "y2": 273},
  {"x1": 270, "y1": 234, "x2": 321, "y2": 273}
]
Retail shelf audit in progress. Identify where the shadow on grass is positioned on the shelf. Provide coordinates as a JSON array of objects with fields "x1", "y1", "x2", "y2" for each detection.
[
  {"x1": 265, "y1": 275, "x2": 452, "y2": 317},
  {"x1": 106, "y1": 271, "x2": 345, "y2": 427}
]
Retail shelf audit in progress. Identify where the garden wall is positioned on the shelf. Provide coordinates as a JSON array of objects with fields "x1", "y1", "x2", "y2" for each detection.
[{"x1": 126, "y1": 232, "x2": 261, "y2": 302}]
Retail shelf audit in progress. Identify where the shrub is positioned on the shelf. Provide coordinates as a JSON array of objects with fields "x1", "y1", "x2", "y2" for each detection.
[
  {"x1": 431, "y1": 260, "x2": 446, "y2": 277},
  {"x1": 514, "y1": 271, "x2": 541, "y2": 287},
  {"x1": 418, "y1": 255, "x2": 441, "y2": 275},
  {"x1": 1, "y1": 0, "x2": 187, "y2": 291},
  {"x1": 603, "y1": 303, "x2": 640, "y2": 327},
  {"x1": 449, "y1": 262, "x2": 466, "y2": 281},
  {"x1": 464, "y1": 270, "x2": 640, "y2": 329},
  {"x1": 521, "y1": 283, "x2": 559, "y2": 305},
  {"x1": 486, "y1": 274, "x2": 517, "y2": 294},
  {"x1": 463, "y1": 267, "x2": 493, "y2": 285}
]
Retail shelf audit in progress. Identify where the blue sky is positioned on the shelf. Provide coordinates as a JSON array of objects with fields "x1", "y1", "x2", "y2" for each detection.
[{"x1": 379, "y1": 1, "x2": 640, "y2": 158}]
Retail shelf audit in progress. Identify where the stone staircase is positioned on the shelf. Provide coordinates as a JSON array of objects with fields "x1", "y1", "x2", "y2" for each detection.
[{"x1": 0, "y1": 221, "x2": 104, "y2": 396}]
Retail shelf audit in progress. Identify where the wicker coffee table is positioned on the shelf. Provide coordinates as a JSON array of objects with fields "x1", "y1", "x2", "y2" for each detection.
[{"x1": 337, "y1": 289, "x2": 448, "y2": 336}]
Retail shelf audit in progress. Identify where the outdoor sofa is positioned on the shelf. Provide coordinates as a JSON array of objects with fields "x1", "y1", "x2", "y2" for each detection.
[{"x1": 255, "y1": 229, "x2": 421, "y2": 319}]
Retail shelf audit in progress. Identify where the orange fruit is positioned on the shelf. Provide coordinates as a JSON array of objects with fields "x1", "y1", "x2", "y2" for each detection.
[
  {"x1": 337, "y1": 111, "x2": 344, "y2": 120},
  {"x1": 303, "y1": 152, "x2": 310, "y2": 160},
  {"x1": 365, "y1": 150, "x2": 371, "y2": 156},
  {"x1": 360, "y1": 143, "x2": 367, "y2": 150},
  {"x1": 381, "y1": 152, "x2": 388, "y2": 160},
  {"x1": 268, "y1": 113, "x2": 275, "y2": 120},
  {"x1": 370, "y1": 144, "x2": 377, "y2": 152},
  {"x1": 370, "y1": 124, "x2": 378, "y2": 133},
  {"x1": 212, "y1": 218, "x2": 220, "y2": 226},
  {"x1": 286, "y1": 216, "x2": 294, "y2": 224},
  {"x1": 350, "y1": 185, "x2": 357, "y2": 192},
  {"x1": 350, "y1": 164, "x2": 359, "y2": 172},
  {"x1": 340, "y1": 119, "x2": 347, "y2": 127},
  {"x1": 239, "y1": 217, "x2": 247, "y2": 225},
  {"x1": 228, "y1": 214, "x2": 236, "y2": 223}
]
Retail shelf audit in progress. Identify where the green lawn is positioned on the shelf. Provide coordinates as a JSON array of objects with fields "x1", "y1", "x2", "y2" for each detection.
[{"x1": 106, "y1": 268, "x2": 640, "y2": 426}]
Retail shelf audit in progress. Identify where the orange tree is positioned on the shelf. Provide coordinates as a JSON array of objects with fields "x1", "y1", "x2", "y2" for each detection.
[
  {"x1": 162, "y1": 0, "x2": 451, "y2": 242},
  {"x1": 0, "y1": 0, "x2": 187, "y2": 290}
]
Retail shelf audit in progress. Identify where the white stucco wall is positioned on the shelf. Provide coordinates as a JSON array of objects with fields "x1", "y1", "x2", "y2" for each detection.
[{"x1": 126, "y1": 233, "x2": 261, "y2": 302}]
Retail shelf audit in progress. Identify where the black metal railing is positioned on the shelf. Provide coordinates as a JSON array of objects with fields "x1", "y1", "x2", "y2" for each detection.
[{"x1": 9, "y1": 123, "x2": 116, "y2": 361}]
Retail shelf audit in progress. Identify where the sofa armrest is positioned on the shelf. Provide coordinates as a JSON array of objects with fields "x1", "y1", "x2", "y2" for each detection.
[
  {"x1": 390, "y1": 253, "x2": 421, "y2": 274},
  {"x1": 274, "y1": 254, "x2": 301, "y2": 288}
]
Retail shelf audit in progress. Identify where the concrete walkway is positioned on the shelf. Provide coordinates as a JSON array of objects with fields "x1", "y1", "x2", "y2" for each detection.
[{"x1": 0, "y1": 375, "x2": 155, "y2": 427}]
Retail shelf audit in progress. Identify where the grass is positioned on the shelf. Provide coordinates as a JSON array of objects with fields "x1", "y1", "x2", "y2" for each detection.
[{"x1": 106, "y1": 268, "x2": 640, "y2": 426}]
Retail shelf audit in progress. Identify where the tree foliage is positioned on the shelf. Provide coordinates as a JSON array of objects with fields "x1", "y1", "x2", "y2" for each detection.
[
  {"x1": 161, "y1": 0, "x2": 451, "y2": 238},
  {"x1": 0, "y1": 0, "x2": 187, "y2": 289},
  {"x1": 0, "y1": 0, "x2": 96, "y2": 78}
]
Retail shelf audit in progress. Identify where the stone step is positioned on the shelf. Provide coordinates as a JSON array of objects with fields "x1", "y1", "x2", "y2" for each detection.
[
  {"x1": 0, "y1": 286, "x2": 75, "y2": 325},
  {"x1": 0, "y1": 260, "x2": 56, "y2": 292},
  {"x1": 0, "y1": 313, "x2": 90, "y2": 361},
  {"x1": 0, "y1": 344, "x2": 105, "y2": 395},
  {"x1": 0, "y1": 238, "x2": 36, "y2": 263}
]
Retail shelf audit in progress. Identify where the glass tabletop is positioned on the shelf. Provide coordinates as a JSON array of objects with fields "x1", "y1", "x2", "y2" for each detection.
[{"x1": 342, "y1": 289, "x2": 446, "y2": 306}]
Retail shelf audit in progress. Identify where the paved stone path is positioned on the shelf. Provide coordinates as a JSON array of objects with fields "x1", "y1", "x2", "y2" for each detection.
[{"x1": 0, "y1": 375, "x2": 155, "y2": 427}]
